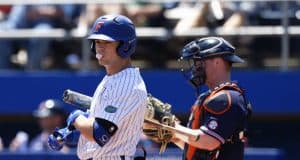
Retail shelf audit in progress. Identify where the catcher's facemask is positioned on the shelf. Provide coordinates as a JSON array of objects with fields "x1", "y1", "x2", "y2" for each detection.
[{"x1": 178, "y1": 57, "x2": 206, "y2": 88}]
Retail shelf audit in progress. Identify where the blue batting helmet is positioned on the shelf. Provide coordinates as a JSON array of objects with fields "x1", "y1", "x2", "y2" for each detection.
[{"x1": 88, "y1": 14, "x2": 136, "y2": 58}]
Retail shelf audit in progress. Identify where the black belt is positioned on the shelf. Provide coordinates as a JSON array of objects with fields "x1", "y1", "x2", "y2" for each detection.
[{"x1": 86, "y1": 156, "x2": 125, "y2": 160}]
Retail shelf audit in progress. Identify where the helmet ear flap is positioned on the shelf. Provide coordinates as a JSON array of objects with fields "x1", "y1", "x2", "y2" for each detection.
[{"x1": 117, "y1": 40, "x2": 136, "y2": 58}]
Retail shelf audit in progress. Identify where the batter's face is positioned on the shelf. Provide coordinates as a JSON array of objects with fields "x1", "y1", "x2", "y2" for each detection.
[{"x1": 94, "y1": 39, "x2": 120, "y2": 66}]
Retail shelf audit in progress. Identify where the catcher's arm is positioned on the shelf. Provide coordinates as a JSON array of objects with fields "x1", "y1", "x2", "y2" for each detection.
[
  {"x1": 175, "y1": 124, "x2": 221, "y2": 151},
  {"x1": 146, "y1": 119, "x2": 220, "y2": 150},
  {"x1": 144, "y1": 118, "x2": 199, "y2": 140},
  {"x1": 144, "y1": 118, "x2": 202, "y2": 149}
]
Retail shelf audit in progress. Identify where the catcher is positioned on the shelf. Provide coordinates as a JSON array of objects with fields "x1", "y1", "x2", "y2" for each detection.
[{"x1": 143, "y1": 37, "x2": 252, "y2": 160}]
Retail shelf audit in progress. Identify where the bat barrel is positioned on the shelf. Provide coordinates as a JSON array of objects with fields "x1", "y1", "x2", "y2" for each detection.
[{"x1": 62, "y1": 89, "x2": 92, "y2": 110}]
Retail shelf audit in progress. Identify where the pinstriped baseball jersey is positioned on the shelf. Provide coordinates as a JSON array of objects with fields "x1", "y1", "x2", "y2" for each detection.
[{"x1": 77, "y1": 67, "x2": 148, "y2": 160}]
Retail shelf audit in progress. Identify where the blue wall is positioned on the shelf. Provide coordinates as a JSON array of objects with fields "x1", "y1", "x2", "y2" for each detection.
[
  {"x1": 0, "y1": 69, "x2": 299, "y2": 115},
  {"x1": 0, "y1": 147, "x2": 285, "y2": 160}
]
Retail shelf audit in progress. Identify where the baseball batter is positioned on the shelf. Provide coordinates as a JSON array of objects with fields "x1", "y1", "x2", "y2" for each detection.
[{"x1": 48, "y1": 14, "x2": 148, "y2": 160}]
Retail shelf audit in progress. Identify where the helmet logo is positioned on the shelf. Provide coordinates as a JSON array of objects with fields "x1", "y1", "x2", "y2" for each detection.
[{"x1": 94, "y1": 22, "x2": 104, "y2": 32}]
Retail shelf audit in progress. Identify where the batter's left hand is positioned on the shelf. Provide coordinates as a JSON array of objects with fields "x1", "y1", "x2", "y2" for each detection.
[{"x1": 48, "y1": 127, "x2": 71, "y2": 151}]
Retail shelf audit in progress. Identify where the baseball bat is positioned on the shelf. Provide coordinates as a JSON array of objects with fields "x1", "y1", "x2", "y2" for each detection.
[
  {"x1": 63, "y1": 89, "x2": 92, "y2": 110},
  {"x1": 63, "y1": 89, "x2": 199, "y2": 140}
]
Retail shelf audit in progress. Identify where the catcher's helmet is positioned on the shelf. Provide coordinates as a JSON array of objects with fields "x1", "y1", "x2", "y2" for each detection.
[
  {"x1": 33, "y1": 99, "x2": 65, "y2": 118},
  {"x1": 180, "y1": 36, "x2": 244, "y2": 63},
  {"x1": 179, "y1": 37, "x2": 244, "y2": 89},
  {"x1": 88, "y1": 14, "x2": 136, "y2": 58}
]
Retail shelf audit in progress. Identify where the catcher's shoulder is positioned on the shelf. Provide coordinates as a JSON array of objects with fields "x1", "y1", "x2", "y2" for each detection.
[{"x1": 203, "y1": 89, "x2": 242, "y2": 114}]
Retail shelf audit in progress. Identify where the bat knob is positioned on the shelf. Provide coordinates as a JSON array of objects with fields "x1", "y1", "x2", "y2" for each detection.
[
  {"x1": 56, "y1": 136, "x2": 63, "y2": 141},
  {"x1": 63, "y1": 89, "x2": 70, "y2": 102}
]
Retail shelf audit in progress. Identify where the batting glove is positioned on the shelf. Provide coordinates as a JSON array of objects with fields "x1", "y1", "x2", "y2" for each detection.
[
  {"x1": 48, "y1": 127, "x2": 81, "y2": 151},
  {"x1": 67, "y1": 109, "x2": 89, "y2": 130},
  {"x1": 48, "y1": 127, "x2": 71, "y2": 151}
]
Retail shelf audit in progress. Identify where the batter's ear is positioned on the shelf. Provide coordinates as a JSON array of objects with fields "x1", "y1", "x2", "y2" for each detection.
[{"x1": 203, "y1": 91, "x2": 231, "y2": 114}]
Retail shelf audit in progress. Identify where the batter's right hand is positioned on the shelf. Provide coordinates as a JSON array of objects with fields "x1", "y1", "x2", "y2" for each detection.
[{"x1": 67, "y1": 109, "x2": 89, "y2": 130}]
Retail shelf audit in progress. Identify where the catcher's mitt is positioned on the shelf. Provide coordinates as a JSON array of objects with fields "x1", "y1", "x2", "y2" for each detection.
[{"x1": 143, "y1": 94, "x2": 179, "y2": 154}]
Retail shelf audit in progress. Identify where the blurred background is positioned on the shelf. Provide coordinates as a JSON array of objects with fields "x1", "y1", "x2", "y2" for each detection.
[{"x1": 0, "y1": 0, "x2": 299, "y2": 159}]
